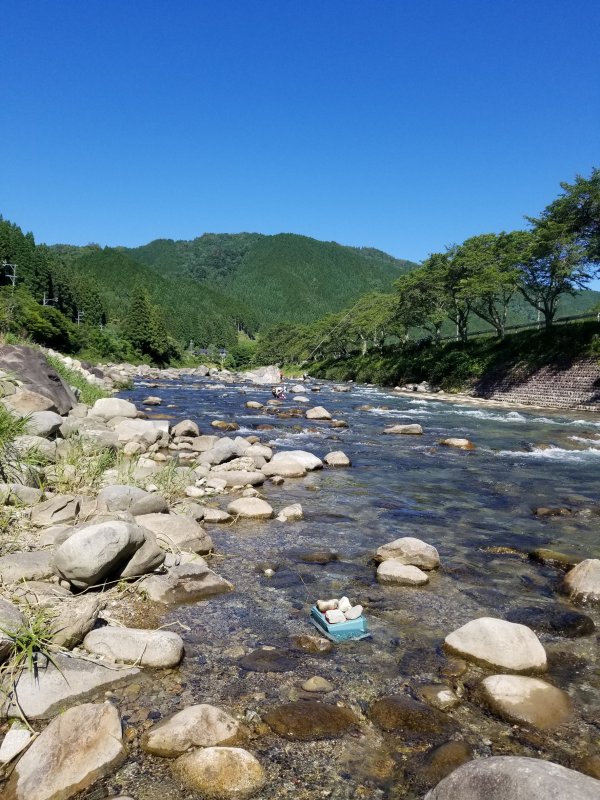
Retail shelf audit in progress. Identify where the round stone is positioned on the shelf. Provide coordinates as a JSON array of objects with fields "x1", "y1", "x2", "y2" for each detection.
[
  {"x1": 264, "y1": 700, "x2": 359, "y2": 740},
  {"x1": 172, "y1": 746, "x2": 265, "y2": 799}
]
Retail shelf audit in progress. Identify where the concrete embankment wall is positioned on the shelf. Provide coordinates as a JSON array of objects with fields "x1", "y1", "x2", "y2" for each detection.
[{"x1": 474, "y1": 358, "x2": 600, "y2": 412}]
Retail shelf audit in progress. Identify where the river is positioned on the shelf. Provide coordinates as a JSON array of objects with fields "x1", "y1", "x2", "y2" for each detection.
[{"x1": 91, "y1": 376, "x2": 600, "y2": 800}]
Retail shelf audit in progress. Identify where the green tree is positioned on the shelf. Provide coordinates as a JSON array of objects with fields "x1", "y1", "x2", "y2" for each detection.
[
  {"x1": 121, "y1": 285, "x2": 179, "y2": 364},
  {"x1": 394, "y1": 259, "x2": 447, "y2": 342},
  {"x1": 516, "y1": 225, "x2": 590, "y2": 329},
  {"x1": 455, "y1": 231, "x2": 530, "y2": 337},
  {"x1": 529, "y1": 168, "x2": 600, "y2": 261}
]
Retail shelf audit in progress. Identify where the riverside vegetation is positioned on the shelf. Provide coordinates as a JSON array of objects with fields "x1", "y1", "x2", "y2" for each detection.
[{"x1": 1, "y1": 347, "x2": 600, "y2": 799}]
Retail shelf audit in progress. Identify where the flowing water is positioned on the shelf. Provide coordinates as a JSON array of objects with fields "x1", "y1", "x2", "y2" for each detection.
[{"x1": 84, "y1": 378, "x2": 600, "y2": 800}]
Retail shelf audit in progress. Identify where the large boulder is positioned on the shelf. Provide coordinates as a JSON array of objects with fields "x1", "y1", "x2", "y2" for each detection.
[
  {"x1": 479, "y1": 674, "x2": 572, "y2": 729},
  {"x1": 173, "y1": 746, "x2": 266, "y2": 799},
  {"x1": 562, "y1": 559, "x2": 600, "y2": 605},
  {"x1": 53, "y1": 520, "x2": 163, "y2": 589},
  {"x1": 376, "y1": 537, "x2": 440, "y2": 570},
  {"x1": 83, "y1": 627, "x2": 184, "y2": 667},
  {"x1": 0, "y1": 345, "x2": 77, "y2": 414},
  {"x1": 213, "y1": 470, "x2": 266, "y2": 487},
  {"x1": 0, "y1": 484, "x2": 43, "y2": 506},
  {"x1": 172, "y1": 419, "x2": 200, "y2": 437},
  {"x1": 142, "y1": 704, "x2": 240, "y2": 756},
  {"x1": 324, "y1": 450, "x2": 351, "y2": 466},
  {"x1": 89, "y1": 397, "x2": 137, "y2": 419},
  {"x1": 444, "y1": 617, "x2": 547, "y2": 672},
  {"x1": 139, "y1": 562, "x2": 233, "y2": 605},
  {"x1": 4, "y1": 702, "x2": 126, "y2": 800},
  {"x1": 424, "y1": 756, "x2": 600, "y2": 800},
  {"x1": 135, "y1": 512, "x2": 213, "y2": 554}
]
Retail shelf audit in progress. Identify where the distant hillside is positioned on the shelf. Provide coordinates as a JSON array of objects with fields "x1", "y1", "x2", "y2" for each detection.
[{"x1": 129, "y1": 232, "x2": 416, "y2": 326}]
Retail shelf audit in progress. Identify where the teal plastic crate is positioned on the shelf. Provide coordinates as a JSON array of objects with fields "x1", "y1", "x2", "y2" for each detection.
[{"x1": 310, "y1": 606, "x2": 369, "y2": 642}]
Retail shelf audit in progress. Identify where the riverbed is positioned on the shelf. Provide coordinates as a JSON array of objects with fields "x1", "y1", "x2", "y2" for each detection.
[{"x1": 85, "y1": 377, "x2": 600, "y2": 800}]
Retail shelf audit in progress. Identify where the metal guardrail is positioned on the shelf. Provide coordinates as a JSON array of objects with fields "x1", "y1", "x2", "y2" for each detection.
[{"x1": 438, "y1": 310, "x2": 600, "y2": 342}]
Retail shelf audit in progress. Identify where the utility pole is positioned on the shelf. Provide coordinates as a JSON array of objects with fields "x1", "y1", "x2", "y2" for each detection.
[
  {"x1": 2, "y1": 260, "x2": 17, "y2": 289},
  {"x1": 42, "y1": 293, "x2": 58, "y2": 306},
  {"x1": 76, "y1": 309, "x2": 85, "y2": 325}
]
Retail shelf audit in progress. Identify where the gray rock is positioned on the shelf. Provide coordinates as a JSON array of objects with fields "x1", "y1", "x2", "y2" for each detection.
[
  {"x1": 200, "y1": 438, "x2": 239, "y2": 466},
  {"x1": 324, "y1": 450, "x2": 351, "y2": 466},
  {"x1": 376, "y1": 536, "x2": 440, "y2": 570},
  {"x1": 277, "y1": 503, "x2": 303, "y2": 522},
  {"x1": 51, "y1": 595, "x2": 101, "y2": 649},
  {"x1": 13, "y1": 435, "x2": 58, "y2": 463},
  {"x1": 83, "y1": 627, "x2": 184, "y2": 667},
  {"x1": 383, "y1": 423, "x2": 423, "y2": 435},
  {"x1": 214, "y1": 470, "x2": 266, "y2": 487},
  {"x1": 172, "y1": 746, "x2": 266, "y2": 798},
  {"x1": 444, "y1": 617, "x2": 547, "y2": 673},
  {"x1": 305, "y1": 406, "x2": 332, "y2": 420},
  {"x1": 140, "y1": 562, "x2": 233, "y2": 605},
  {"x1": 97, "y1": 484, "x2": 168, "y2": 515},
  {"x1": 190, "y1": 435, "x2": 220, "y2": 452},
  {"x1": 271, "y1": 450, "x2": 323, "y2": 470},
  {"x1": 0, "y1": 551, "x2": 54, "y2": 584},
  {"x1": 424, "y1": 756, "x2": 600, "y2": 800},
  {"x1": 202, "y1": 507, "x2": 233, "y2": 524},
  {"x1": 89, "y1": 397, "x2": 137, "y2": 419},
  {"x1": 25, "y1": 410, "x2": 64, "y2": 438},
  {"x1": 4, "y1": 702, "x2": 126, "y2": 799},
  {"x1": 227, "y1": 497, "x2": 274, "y2": 519},
  {"x1": 172, "y1": 419, "x2": 200, "y2": 437},
  {"x1": 262, "y1": 458, "x2": 307, "y2": 478},
  {"x1": 135, "y1": 512, "x2": 213, "y2": 554},
  {"x1": 142, "y1": 704, "x2": 239, "y2": 756},
  {"x1": 53, "y1": 520, "x2": 153, "y2": 589},
  {"x1": 31, "y1": 495, "x2": 82, "y2": 527},
  {"x1": 113, "y1": 418, "x2": 161, "y2": 447},
  {"x1": 562, "y1": 559, "x2": 600, "y2": 605},
  {"x1": 0, "y1": 598, "x2": 24, "y2": 662},
  {"x1": 0, "y1": 484, "x2": 44, "y2": 506},
  {"x1": 0, "y1": 722, "x2": 32, "y2": 765},
  {"x1": 0, "y1": 344, "x2": 77, "y2": 414},
  {"x1": 1, "y1": 653, "x2": 138, "y2": 719},
  {"x1": 377, "y1": 561, "x2": 430, "y2": 585}
]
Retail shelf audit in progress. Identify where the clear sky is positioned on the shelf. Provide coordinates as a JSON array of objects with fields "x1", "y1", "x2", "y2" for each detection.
[{"x1": 2, "y1": 1, "x2": 599, "y2": 273}]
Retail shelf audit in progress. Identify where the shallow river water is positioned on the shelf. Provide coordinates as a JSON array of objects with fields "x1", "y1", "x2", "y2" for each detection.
[{"x1": 84, "y1": 378, "x2": 600, "y2": 800}]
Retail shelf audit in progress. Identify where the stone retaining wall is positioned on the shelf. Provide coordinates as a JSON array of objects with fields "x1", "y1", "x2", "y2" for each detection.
[{"x1": 474, "y1": 358, "x2": 600, "y2": 412}]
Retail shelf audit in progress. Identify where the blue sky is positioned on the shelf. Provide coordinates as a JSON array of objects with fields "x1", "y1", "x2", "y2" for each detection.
[{"x1": 2, "y1": 1, "x2": 599, "y2": 279}]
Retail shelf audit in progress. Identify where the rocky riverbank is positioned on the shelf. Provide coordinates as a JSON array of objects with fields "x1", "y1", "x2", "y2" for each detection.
[{"x1": 1, "y1": 345, "x2": 600, "y2": 799}]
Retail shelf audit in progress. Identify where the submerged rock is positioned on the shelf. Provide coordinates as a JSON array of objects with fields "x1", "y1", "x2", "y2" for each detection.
[
  {"x1": 444, "y1": 617, "x2": 547, "y2": 673},
  {"x1": 264, "y1": 700, "x2": 359, "y2": 740},
  {"x1": 424, "y1": 756, "x2": 600, "y2": 800},
  {"x1": 239, "y1": 648, "x2": 297, "y2": 673},
  {"x1": 479, "y1": 674, "x2": 572, "y2": 729},
  {"x1": 172, "y1": 746, "x2": 266, "y2": 799},
  {"x1": 140, "y1": 562, "x2": 232, "y2": 605},
  {"x1": 505, "y1": 606, "x2": 595, "y2": 638},
  {"x1": 369, "y1": 694, "x2": 455, "y2": 737}
]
